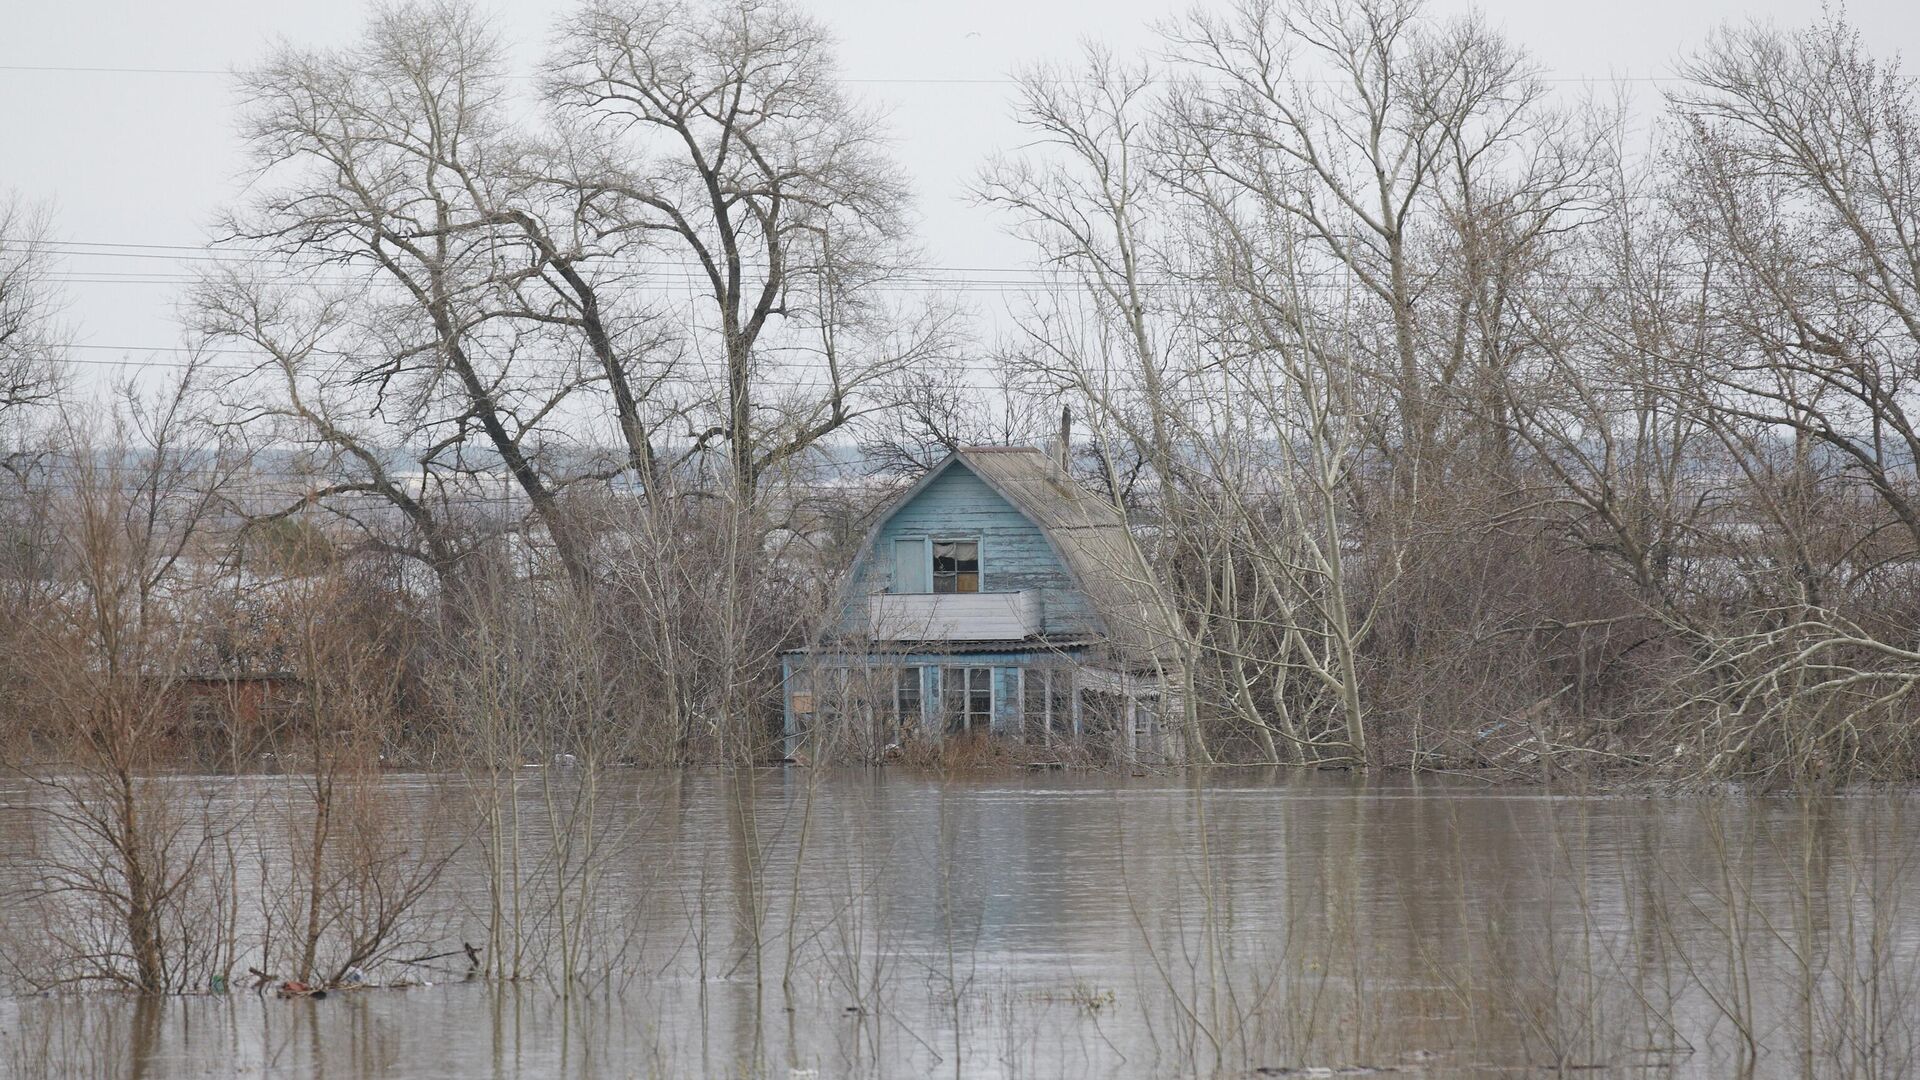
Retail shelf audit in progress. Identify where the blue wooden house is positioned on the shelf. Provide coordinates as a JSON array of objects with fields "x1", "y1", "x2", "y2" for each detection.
[{"x1": 782, "y1": 446, "x2": 1188, "y2": 761}]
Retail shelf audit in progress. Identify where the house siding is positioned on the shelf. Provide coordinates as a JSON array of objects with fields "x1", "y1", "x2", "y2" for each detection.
[{"x1": 845, "y1": 461, "x2": 1099, "y2": 638}]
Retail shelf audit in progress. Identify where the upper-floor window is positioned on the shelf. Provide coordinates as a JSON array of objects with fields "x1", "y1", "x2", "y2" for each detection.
[{"x1": 931, "y1": 539, "x2": 979, "y2": 593}]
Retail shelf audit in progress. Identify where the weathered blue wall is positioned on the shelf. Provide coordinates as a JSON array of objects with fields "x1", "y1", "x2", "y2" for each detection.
[{"x1": 842, "y1": 461, "x2": 1098, "y2": 637}]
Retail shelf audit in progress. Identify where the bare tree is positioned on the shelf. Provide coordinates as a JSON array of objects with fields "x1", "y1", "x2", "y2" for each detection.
[
  {"x1": 547, "y1": 0, "x2": 954, "y2": 502},
  {"x1": 0, "y1": 194, "x2": 68, "y2": 464},
  {"x1": 1161, "y1": 0, "x2": 1519, "y2": 477},
  {"x1": 259, "y1": 569, "x2": 451, "y2": 987},
  {"x1": 1640, "y1": 14, "x2": 1920, "y2": 781},
  {"x1": 195, "y1": 272, "x2": 488, "y2": 587},
  {"x1": 225, "y1": 2, "x2": 628, "y2": 589},
  {"x1": 13, "y1": 373, "x2": 244, "y2": 993},
  {"x1": 978, "y1": 47, "x2": 1189, "y2": 493},
  {"x1": 1667, "y1": 14, "x2": 1920, "y2": 555},
  {"x1": 977, "y1": 49, "x2": 1227, "y2": 761},
  {"x1": 859, "y1": 356, "x2": 1050, "y2": 477}
]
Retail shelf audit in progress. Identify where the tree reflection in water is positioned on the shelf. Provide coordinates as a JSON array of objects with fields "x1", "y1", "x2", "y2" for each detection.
[{"x1": 1, "y1": 771, "x2": 1914, "y2": 1078}]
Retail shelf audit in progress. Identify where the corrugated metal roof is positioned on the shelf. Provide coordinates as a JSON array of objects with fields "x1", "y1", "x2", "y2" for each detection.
[{"x1": 789, "y1": 635, "x2": 1104, "y2": 657}]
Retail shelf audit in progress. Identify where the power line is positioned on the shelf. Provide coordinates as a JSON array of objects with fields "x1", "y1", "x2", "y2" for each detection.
[
  {"x1": 0, "y1": 62, "x2": 1684, "y2": 85},
  {"x1": 37, "y1": 348, "x2": 1056, "y2": 392},
  {"x1": 43, "y1": 341, "x2": 1069, "y2": 377},
  {"x1": 13, "y1": 238, "x2": 1392, "y2": 284},
  {"x1": 15, "y1": 238, "x2": 1371, "y2": 290},
  {"x1": 0, "y1": 64, "x2": 234, "y2": 75},
  {"x1": 28, "y1": 250, "x2": 1713, "y2": 294},
  {"x1": 25, "y1": 239, "x2": 1090, "y2": 275}
]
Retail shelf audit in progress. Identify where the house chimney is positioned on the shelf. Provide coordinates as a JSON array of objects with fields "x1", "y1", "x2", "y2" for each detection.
[{"x1": 1056, "y1": 405, "x2": 1072, "y2": 473}]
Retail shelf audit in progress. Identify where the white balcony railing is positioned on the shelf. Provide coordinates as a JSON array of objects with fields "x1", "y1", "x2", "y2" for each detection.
[{"x1": 867, "y1": 590, "x2": 1042, "y2": 641}]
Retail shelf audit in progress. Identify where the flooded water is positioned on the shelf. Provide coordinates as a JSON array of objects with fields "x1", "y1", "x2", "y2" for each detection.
[{"x1": 1, "y1": 769, "x2": 1915, "y2": 1078}]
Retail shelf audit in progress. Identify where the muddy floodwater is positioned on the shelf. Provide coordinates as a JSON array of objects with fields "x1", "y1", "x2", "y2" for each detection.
[{"x1": 0, "y1": 769, "x2": 1915, "y2": 1078}]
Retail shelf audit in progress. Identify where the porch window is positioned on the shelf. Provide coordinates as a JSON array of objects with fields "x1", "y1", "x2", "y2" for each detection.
[
  {"x1": 941, "y1": 665, "x2": 992, "y2": 733},
  {"x1": 931, "y1": 539, "x2": 980, "y2": 594},
  {"x1": 894, "y1": 666, "x2": 923, "y2": 725},
  {"x1": 788, "y1": 670, "x2": 814, "y2": 716}
]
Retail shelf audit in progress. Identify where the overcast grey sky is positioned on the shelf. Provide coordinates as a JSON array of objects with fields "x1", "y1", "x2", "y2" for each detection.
[{"x1": 3, "y1": 0, "x2": 1917, "y2": 377}]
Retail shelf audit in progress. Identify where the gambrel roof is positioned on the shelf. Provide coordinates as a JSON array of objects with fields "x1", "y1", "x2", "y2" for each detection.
[{"x1": 871, "y1": 446, "x2": 1189, "y2": 670}]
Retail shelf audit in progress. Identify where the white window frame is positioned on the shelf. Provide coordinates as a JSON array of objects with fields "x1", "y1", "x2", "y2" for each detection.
[
  {"x1": 894, "y1": 665, "x2": 923, "y2": 725},
  {"x1": 930, "y1": 536, "x2": 983, "y2": 594},
  {"x1": 940, "y1": 664, "x2": 993, "y2": 733}
]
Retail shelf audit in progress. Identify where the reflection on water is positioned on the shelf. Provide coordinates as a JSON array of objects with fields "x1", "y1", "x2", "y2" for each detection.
[{"x1": 1, "y1": 769, "x2": 1915, "y2": 1078}]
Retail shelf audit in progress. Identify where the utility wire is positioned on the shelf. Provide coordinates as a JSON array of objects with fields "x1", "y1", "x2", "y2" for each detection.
[{"x1": 0, "y1": 63, "x2": 1684, "y2": 85}]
